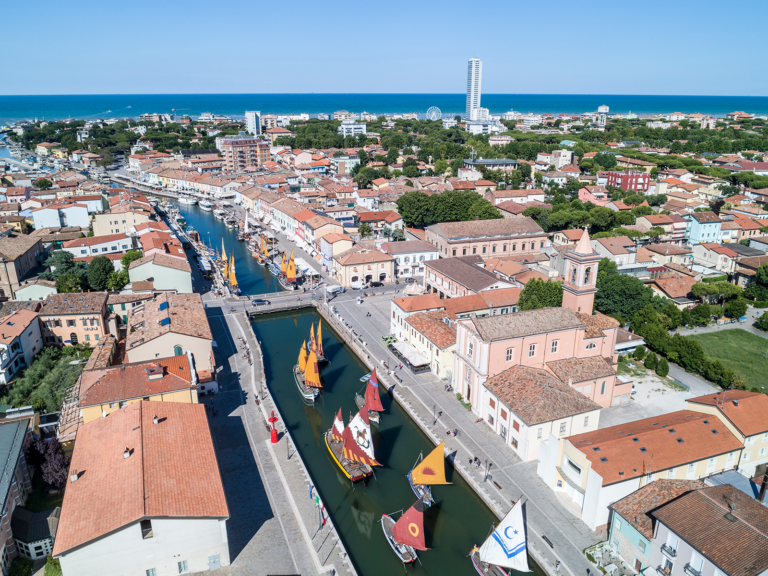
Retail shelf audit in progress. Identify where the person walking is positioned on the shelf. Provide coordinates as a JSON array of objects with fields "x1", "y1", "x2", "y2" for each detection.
[{"x1": 556, "y1": 561, "x2": 561, "y2": 573}]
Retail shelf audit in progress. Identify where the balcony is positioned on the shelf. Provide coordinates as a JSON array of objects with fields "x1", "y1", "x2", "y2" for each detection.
[
  {"x1": 684, "y1": 565, "x2": 701, "y2": 576},
  {"x1": 661, "y1": 544, "x2": 678, "y2": 558},
  {"x1": 657, "y1": 566, "x2": 672, "y2": 576}
]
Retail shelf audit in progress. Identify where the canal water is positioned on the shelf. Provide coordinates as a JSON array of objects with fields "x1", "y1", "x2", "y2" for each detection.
[
  {"x1": 173, "y1": 201, "x2": 284, "y2": 295},
  {"x1": 251, "y1": 309, "x2": 545, "y2": 576}
]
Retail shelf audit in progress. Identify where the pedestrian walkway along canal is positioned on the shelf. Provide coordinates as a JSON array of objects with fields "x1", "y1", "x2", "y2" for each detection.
[
  {"x1": 251, "y1": 308, "x2": 546, "y2": 576},
  {"x1": 176, "y1": 201, "x2": 283, "y2": 294}
]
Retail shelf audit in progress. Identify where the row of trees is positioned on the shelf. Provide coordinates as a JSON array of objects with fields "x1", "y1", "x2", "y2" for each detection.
[
  {"x1": 40, "y1": 250, "x2": 142, "y2": 293},
  {"x1": 395, "y1": 190, "x2": 501, "y2": 227}
]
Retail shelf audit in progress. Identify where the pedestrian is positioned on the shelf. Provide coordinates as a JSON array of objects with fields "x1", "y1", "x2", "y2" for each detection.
[
  {"x1": 556, "y1": 561, "x2": 561, "y2": 573},
  {"x1": 469, "y1": 458, "x2": 473, "y2": 467}
]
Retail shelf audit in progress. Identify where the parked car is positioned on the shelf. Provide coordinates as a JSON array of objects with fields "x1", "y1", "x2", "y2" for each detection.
[
  {"x1": 252, "y1": 299, "x2": 271, "y2": 306},
  {"x1": 405, "y1": 277, "x2": 416, "y2": 284},
  {"x1": 369, "y1": 281, "x2": 384, "y2": 288}
]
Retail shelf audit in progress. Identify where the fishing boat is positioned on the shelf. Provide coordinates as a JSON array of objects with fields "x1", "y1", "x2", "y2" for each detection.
[
  {"x1": 315, "y1": 321, "x2": 327, "y2": 362},
  {"x1": 407, "y1": 442, "x2": 451, "y2": 507},
  {"x1": 225, "y1": 217, "x2": 237, "y2": 229},
  {"x1": 381, "y1": 499, "x2": 427, "y2": 564},
  {"x1": 175, "y1": 215, "x2": 187, "y2": 229},
  {"x1": 199, "y1": 199, "x2": 213, "y2": 211},
  {"x1": 267, "y1": 261, "x2": 280, "y2": 276},
  {"x1": 355, "y1": 368, "x2": 385, "y2": 426},
  {"x1": 470, "y1": 500, "x2": 529, "y2": 576},
  {"x1": 278, "y1": 250, "x2": 297, "y2": 291},
  {"x1": 213, "y1": 209, "x2": 226, "y2": 220},
  {"x1": 324, "y1": 406, "x2": 378, "y2": 482},
  {"x1": 293, "y1": 342, "x2": 321, "y2": 403},
  {"x1": 178, "y1": 195, "x2": 197, "y2": 205},
  {"x1": 360, "y1": 373, "x2": 372, "y2": 382},
  {"x1": 228, "y1": 252, "x2": 240, "y2": 295}
]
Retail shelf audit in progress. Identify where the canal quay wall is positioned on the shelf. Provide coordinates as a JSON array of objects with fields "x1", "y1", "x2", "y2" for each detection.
[{"x1": 246, "y1": 300, "x2": 571, "y2": 576}]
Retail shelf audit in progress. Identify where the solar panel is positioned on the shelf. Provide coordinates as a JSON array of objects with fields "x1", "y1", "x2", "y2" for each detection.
[
  {"x1": 159, "y1": 318, "x2": 170, "y2": 327},
  {"x1": 159, "y1": 302, "x2": 168, "y2": 311}
]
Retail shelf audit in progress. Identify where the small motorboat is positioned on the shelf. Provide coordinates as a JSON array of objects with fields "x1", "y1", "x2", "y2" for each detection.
[
  {"x1": 178, "y1": 195, "x2": 197, "y2": 205},
  {"x1": 213, "y1": 209, "x2": 226, "y2": 220},
  {"x1": 360, "y1": 373, "x2": 372, "y2": 382},
  {"x1": 199, "y1": 199, "x2": 213, "y2": 211}
]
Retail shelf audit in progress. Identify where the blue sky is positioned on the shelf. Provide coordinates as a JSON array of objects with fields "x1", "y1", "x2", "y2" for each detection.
[{"x1": 2, "y1": 0, "x2": 766, "y2": 96}]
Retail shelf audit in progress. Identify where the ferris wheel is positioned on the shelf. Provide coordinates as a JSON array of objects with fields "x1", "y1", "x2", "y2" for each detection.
[{"x1": 426, "y1": 106, "x2": 442, "y2": 121}]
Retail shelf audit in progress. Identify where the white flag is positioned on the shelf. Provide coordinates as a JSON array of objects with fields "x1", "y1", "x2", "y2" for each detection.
[{"x1": 478, "y1": 500, "x2": 530, "y2": 571}]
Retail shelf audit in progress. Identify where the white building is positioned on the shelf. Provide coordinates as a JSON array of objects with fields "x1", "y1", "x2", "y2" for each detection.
[
  {"x1": 337, "y1": 119, "x2": 367, "y2": 137},
  {"x1": 128, "y1": 253, "x2": 193, "y2": 294},
  {"x1": 466, "y1": 57, "x2": 482, "y2": 118},
  {"x1": 333, "y1": 110, "x2": 356, "y2": 121},
  {"x1": 245, "y1": 110, "x2": 261, "y2": 135},
  {"x1": 469, "y1": 107, "x2": 490, "y2": 121},
  {"x1": 30, "y1": 203, "x2": 90, "y2": 229},
  {"x1": 61, "y1": 233, "x2": 137, "y2": 258},
  {"x1": 502, "y1": 110, "x2": 520, "y2": 121},
  {"x1": 53, "y1": 401, "x2": 230, "y2": 576},
  {"x1": 380, "y1": 240, "x2": 440, "y2": 279},
  {"x1": 0, "y1": 310, "x2": 43, "y2": 385},
  {"x1": 442, "y1": 118, "x2": 458, "y2": 129}
]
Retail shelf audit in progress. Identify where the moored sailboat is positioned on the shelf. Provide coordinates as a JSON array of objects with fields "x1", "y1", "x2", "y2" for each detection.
[
  {"x1": 279, "y1": 250, "x2": 297, "y2": 290},
  {"x1": 228, "y1": 252, "x2": 240, "y2": 295},
  {"x1": 315, "y1": 321, "x2": 327, "y2": 362},
  {"x1": 470, "y1": 500, "x2": 530, "y2": 576},
  {"x1": 293, "y1": 342, "x2": 321, "y2": 403},
  {"x1": 355, "y1": 367, "x2": 384, "y2": 425},
  {"x1": 324, "y1": 406, "x2": 378, "y2": 482},
  {"x1": 407, "y1": 441, "x2": 451, "y2": 507},
  {"x1": 381, "y1": 499, "x2": 428, "y2": 564}
]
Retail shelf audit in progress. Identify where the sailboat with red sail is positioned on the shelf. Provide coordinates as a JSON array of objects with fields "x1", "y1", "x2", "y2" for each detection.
[
  {"x1": 381, "y1": 498, "x2": 428, "y2": 564},
  {"x1": 355, "y1": 367, "x2": 384, "y2": 425},
  {"x1": 324, "y1": 406, "x2": 378, "y2": 483}
]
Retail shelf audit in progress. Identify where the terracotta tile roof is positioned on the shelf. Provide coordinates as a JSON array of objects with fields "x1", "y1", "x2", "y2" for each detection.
[
  {"x1": 496, "y1": 200, "x2": 553, "y2": 215},
  {"x1": 52, "y1": 401, "x2": 228, "y2": 556},
  {"x1": 561, "y1": 229, "x2": 584, "y2": 241},
  {"x1": 0, "y1": 310, "x2": 38, "y2": 345},
  {"x1": 484, "y1": 365, "x2": 600, "y2": 426},
  {"x1": 441, "y1": 294, "x2": 488, "y2": 318},
  {"x1": 577, "y1": 312, "x2": 620, "y2": 338},
  {"x1": 610, "y1": 479, "x2": 707, "y2": 539},
  {"x1": 129, "y1": 252, "x2": 191, "y2": 273},
  {"x1": 653, "y1": 273, "x2": 697, "y2": 299},
  {"x1": 126, "y1": 293, "x2": 212, "y2": 351},
  {"x1": 0, "y1": 235, "x2": 42, "y2": 261},
  {"x1": 514, "y1": 269, "x2": 550, "y2": 285},
  {"x1": 492, "y1": 189, "x2": 545, "y2": 199},
  {"x1": 568, "y1": 410, "x2": 743, "y2": 486},
  {"x1": 40, "y1": 292, "x2": 107, "y2": 317},
  {"x1": 595, "y1": 236, "x2": 636, "y2": 255},
  {"x1": 405, "y1": 311, "x2": 457, "y2": 349},
  {"x1": 393, "y1": 293, "x2": 444, "y2": 313},
  {"x1": 480, "y1": 288, "x2": 521, "y2": 308},
  {"x1": 427, "y1": 217, "x2": 544, "y2": 240},
  {"x1": 546, "y1": 355, "x2": 615, "y2": 384},
  {"x1": 469, "y1": 307, "x2": 584, "y2": 342},
  {"x1": 380, "y1": 240, "x2": 436, "y2": 255},
  {"x1": 62, "y1": 233, "x2": 130, "y2": 249},
  {"x1": 687, "y1": 390, "x2": 768, "y2": 437},
  {"x1": 426, "y1": 256, "x2": 504, "y2": 293},
  {"x1": 321, "y1": 233, "x2": 354, "y2": 244},
  {"x1": 491, "y1": 259, "x2": 527, "y2": 278},
  {"x1": 651, "y1": 485, "x2": 768, "y2": 576},
  {"x1": 357, "y1": 210, "x2": 402, "y2": 223},
  {"x1": 645, "y1": 243, "x2": 693, "y2": 256},
  {"x1": 690, "y1": 211, "x2": 722, "y2": 223},
  {"x1": 334, "y1": 246, "x2": 394, "y2": 266},
  {"x1": 107, "y1": 294, "x2": 153, "y2": 306}
]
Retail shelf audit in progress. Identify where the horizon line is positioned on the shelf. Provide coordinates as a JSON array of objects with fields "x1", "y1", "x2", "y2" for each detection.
[{"x1": 2, "y1": 92, "x2": 768, "y2": 98}]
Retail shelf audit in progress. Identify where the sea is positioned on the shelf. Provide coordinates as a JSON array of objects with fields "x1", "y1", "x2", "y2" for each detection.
[{"x1": 2, "y1": 94, "x2": 768, "y2": 123}]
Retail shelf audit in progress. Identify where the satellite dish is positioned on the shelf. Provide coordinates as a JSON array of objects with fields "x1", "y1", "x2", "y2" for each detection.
[{"x1": 426, "y1": 107, "x2": 442, "y2": 121}]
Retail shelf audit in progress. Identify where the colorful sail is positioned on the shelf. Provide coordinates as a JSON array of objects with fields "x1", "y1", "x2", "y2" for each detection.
[
  {"x1": 287, "y1": 250, "x2": 296, "y2": 283},
  {"x1": 316, "y1": 322, "x2": 324, "y2": 358},
  {"x1": 342, "y1": 406, "x2": 379, "y2": 465},
  {"x1": 393, "y1": 499, "x2": 428, "y2": 551},
  {"x1": 364, "y1": 368, "x2": 385, "y2": 412},
  {"x1": 281, "y1": 252, "x2": 287, "y2": 275},
  {"x1": 221, "y1": 240, "x2": 228, "y2": 267},
  {"x1": 309, "y1": 323, "x2": 316, "y2": 352},
  {"x1": 244, "y1": 216, "x2": 249, "y2": 233},
  {"x1": 298, "y1": 341, "x2": 308, "y2": 372},
  {"x1": 263, "y1": 237, "x2": 269, "y2": 258},
  {"x1": 228, "y1": 253, "x2": 238, "y2": 287},
  {"x1": 411, "y1": 442, "x2": 451, "y2": 486},
  {"x1": 477, "y1": 500, "x2": 530, "y2": 572},
  {"x1": 332, "y1": 408, "x2": 345, "y2": 442},
  {"x1": 304, "y1": 348, "x2": 322, "y2": 388}
]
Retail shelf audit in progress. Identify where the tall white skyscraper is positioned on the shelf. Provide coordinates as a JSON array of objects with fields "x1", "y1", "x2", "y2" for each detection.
[
  {"x1": 466, "y1": 58, "x2": 482, "y2": 118},
  {"x1": 245, "y1": 110, "x2": 261, "y2": 135}
]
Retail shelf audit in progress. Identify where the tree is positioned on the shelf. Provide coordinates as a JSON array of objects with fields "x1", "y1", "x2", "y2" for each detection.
[
  {"x1": 518, "y1": 278, "x2": 563, "y2": 311},
  {"x1": 121, "y1": 249, "x2": 143, "y2": 270},
  {"x1": 656, "y1": 356, "x2": 669, "y2": 377},
  {"x1": 756, "y1": 311, "x2": 768, "y2": 331},
  {"x1": 518, "y1": 163, "x2": 532, "y2": 179},
  {"x1": 724, "y1": 298, "x2": 747, "y2": 318},
  {"x1": 595, "y1": 272, "x2": 654, "y2": 321},
  {"x1": 434, "y1": 159, "x2": 448, "y2": 174},
  {"x1": 44, "y1": 557, "x2": 62, "y2": 576},
  {"x1": 589, "y1": 207, "x2": 615, "y2": 231},
  {"x1": 97, "y1": 153, "x2": 114, "y2": 169},
  {"x1": 8, "y1": 557, "x2": 33, "y2": 576},
  {"x1": 594, "y1": 153, "x2": 617, "y2": 170},
  {"x1": 633, "y1": 345, "x2": 646, "y2": 360},
  {"x1": 30, "y1": 438, "x2": 69, "y2": 490},
  {"x1": 35, "y1": 178, "x2": 52, "y2": 190},
  {"x1": 40, "y1": 250, "x2": 88, "y2": 283},
  {"x1": 56, "y1": 273, "x2": 84, "y2": 293},
  {"x1": 596, "y1": 257, "x2": 618, "y2": 280},
  {"x1": 391, "y1": 228, "x2": 406, "y2": 241},
  {"x1": 359, "y1": 223, "x2": 372, "y2": 238},
  {"x1": 87, "y1": 256, "x2": 114, "y2": 291},
  {"x1": 357, "y1": 148, "x2": 369, "y2": 166},
  {"x1": 645, "y1": 352, "x2": 658, "y2": 370}
]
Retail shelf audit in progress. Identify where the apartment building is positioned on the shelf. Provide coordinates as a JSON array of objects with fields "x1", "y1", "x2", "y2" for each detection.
[
  {"x1": 217, "y1": 134, "x2": 269, "y2": 170},
  {"x1": 425, "y1": 217, "x2": 547, "y2": 258},
  {"x1": 0, "y1": 417, "x2": 34, "y2": 573},
  {"x1": 0, "y1": 235, "x2": 45, "y2": 299},
  {"x1": 0, "y1": 310, "x2": 43, "y2": 385},
  {"x1": 39, "y1": 292, "x2": 112, "y2": 347}
]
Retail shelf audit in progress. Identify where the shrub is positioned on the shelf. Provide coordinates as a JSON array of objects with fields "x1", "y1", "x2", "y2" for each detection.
[
  {"x1": 9, "y1": 557, "x2": 33, "y2": 576},
  {"x1": 756, "y1": 312, "x2": 768, "y2": 332},
  {"x1": 44, "y1": 557, "x2": 62, "y2": 576},
  {"x1": 645, "y1": 352, "x2": 658, "y2": 370},
  {"x1": 656, "y1": 357, "x2": 669, "y2": 377},
  {"x1": 633, "y1": 346, "x2": 646, "y2": 360},
  {"x1": 702, "y1": 275, "x2": 729, "y2": 283},
  {"x1": 753, "y1": 301, "x2": 768, "y2": 308},
  {"x1": 724, "y1": 298, "x2": 748, "y2": 319}
]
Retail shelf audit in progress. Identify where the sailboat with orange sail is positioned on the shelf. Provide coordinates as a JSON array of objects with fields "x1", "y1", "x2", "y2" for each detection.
[
  {"x1": 407, "y1": 442, "x2": 451, "y2": 507},
  {"x1": 381, "y1": 499, "x2": 428, "y2": 564},
  {"x1": 355, "y1": 367, "x2": 384, "y2": 425},
  {"x1": 315, "y1": 321, "x2": 327, "y2": 362},
  {"x1": 293, "y1": 341, "x2": 321, "y2": 403},
  {"x1": 228, "y1": 251, "x2": 240, "y2": 295},
  {"x1": 324, "y1": 406, "x2": 378, "y2": 483},
  {"x1": 278, "y1": 250, "x2": 298, "y2": 290}
]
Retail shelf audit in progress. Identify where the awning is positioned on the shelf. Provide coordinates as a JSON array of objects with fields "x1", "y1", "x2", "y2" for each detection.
[{"x1": 391, "y1": 342, "x2": 429, "y2": 368}]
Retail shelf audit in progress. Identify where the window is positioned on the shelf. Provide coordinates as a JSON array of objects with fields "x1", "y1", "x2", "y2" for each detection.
[
  {"x1": 492, "y1": 246, "x2": 496, "y2": 253},
  {"x1": 583, "y1": 416, "x2": 589, "y2": 427},
  {"x1": 505, "y1": 348, "x2": 513, "y2": 362},
  {"x1": 687, "y1": 463, "x2": 695, "y2": 473},
  {"x1": 537, "y1": 428, "x2": 542, "y2": 439},
  {"x1": 500, "y1": 409, "x2": 507, "y2": 420},
  {"x1": 178, "y1": 561, "x2": 189, "y2": 574},
  {"x1": 463, "y1": 248, "x2": 467, "y2": 255},
  {"x1": 586, "y1": 342, "x2": 596, "y2": 350},
  {"x1": 173, "y1": 345, "x2": 183, "y2": 356},
  {"x1": 468, "y1": 342, "x2": 473, "y2": 358},
  {"x1": 472, "y1": 248, "x2": 476, "y2": 255},
  {"x1": 528, "y1": 344, "x2": 536, "y2": 357},
  {"x1": 512, "y1": 420, "x2": 520, "y2": 432},
  {"x1": 571, "y1": 266, "x2": 578, "y2": 283},
  {"x1": 559, "y1": 422, "x2": 567, "y2": 434},
  {"x1": 584, "y1": 384, "x2": 592, "y2": 394},
  {"x1": 666, "y1": 468, "x2": 676, "y2": 479},
  {"x1": 503, "y1": 244, "x2": 507, "y2": 252},
  {"x1": 746, "y1": 436, "x2": 754, "y2": 446},
  {"x1": 109, "y1": 403, "x2": 116, "y2": 409},
  {"x1": 688, "y1": 553, "x2": 704, "y2": 576},
  {"x1": 551, "y1": 340, "x2": 558, "y2": 354},
  {"x1": 140, "y1": 519, "x2": 153, "y2": 539},
  {"x1": 482, "y1": 247, "x2": 486, "y2": 254},
  {"x1": 600, "y1": 381, "x2": 606, "y2": 395},
  {"x1": 66, "y1": 320, "x2": 76, "y2": 327},
  {"x1": 146, "y1": 570, "x2": 157, "y2": 576},
  {"x1": 452, "y1": 249, "x2": 456, "y2": 256},
  {"x1": 82, "y1": 319, "x2": 88, "y2": 327},
  {"x1": 566, "y1": 457, "x2": 581, "y2": 475},
  {"x1": 512, "y1": 244, "x2": 516, "y2": 251},
  {"x1": 489, "y1": 398, "x2": 495, "y2": 408},
  {"x1": 743, "y1": 452, "x2": 751, "y2": 462},
  {"x1": 759, "y1": 447, "x2": 767, "y2": 458},
  {"x1": 638, "y1": 540, "x2": 647, "y2": 553},
  {"x1": 584, "y1": 267, "x2": 591, "y2": 284},
  {"x1": 80, "y1": 249, "x2": 86, "y2": 254},
  {"x1": 615, "y1": 518, "x2": 622, "y2": 531}
]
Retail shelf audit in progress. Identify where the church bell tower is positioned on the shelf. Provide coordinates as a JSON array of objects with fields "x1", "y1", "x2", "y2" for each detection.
[{"x1": 562, "y1": 228, "x2": 600, "y2": 315}]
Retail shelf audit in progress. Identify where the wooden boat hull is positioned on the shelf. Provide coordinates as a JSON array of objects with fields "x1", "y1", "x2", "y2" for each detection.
[
  {"x1": 407, "y1": 470, "x2": 434, "y2": 507},
  {"x1": 324, "y1": 430, "x2": 372, "y2": 483},
  {"x1": 381, "y1": 514, "x2": 417, "y2": 564},
  {"x1": 360, "y1": 373, "x2": 371, "y2": 382},
  {"x1": 354, "y1": 393, "x2": 380, "y2": 425},
  {"x1": 470, "y1": 549, "x2": 510, "y2": 576},
  {"x1": 293, "y1": 365, "x2": 320, "y2": 404}
]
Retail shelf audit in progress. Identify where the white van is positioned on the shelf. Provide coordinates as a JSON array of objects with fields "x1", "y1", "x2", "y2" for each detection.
[
  {"x1": 326, "y1": 285, "x2": 345, "y2": 295},
  {"x1": 350, "y1": 280, "x2": 366, "y2": 290}
]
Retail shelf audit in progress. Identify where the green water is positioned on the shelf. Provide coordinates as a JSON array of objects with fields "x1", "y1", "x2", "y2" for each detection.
[{"x1": 251, "y1": 309, "x2": 545, "y2": 576}]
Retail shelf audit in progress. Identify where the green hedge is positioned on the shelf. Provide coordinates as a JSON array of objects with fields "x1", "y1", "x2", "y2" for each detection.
[
  {"x1": 753, "y1": 301, "x2": 768, "y2": 308},
  {"x1": 702, "y1": 275, "x2": 729, "y2": 283}
]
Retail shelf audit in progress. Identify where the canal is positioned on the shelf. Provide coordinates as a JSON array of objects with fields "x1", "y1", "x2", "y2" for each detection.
[
  {"x1": 173, "y1": 201, "x2": 284, "y2": 295},
  {"x1": 251, "y1": 309, "x2": 545, "y2": 576}
]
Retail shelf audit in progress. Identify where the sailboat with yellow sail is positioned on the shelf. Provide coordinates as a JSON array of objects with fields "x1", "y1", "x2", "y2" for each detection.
[
  {"x1": 315, "y1": 321, "x2": 327, "y2": 362},
  {"x1": 407, "y1": 442, "x2": 451, "y2": 507},
  {"x1": 253, "y1": 236, "x2": 267, "y2": 265},
  {"x1": 293, "y1": 341, "x2": 321, "y2": 403},
  {"x1": 228, "y1": 251, "x2": 241, "y2": 295},
  {"x1": 278, "y1": 250, "x2": 298, "y2": 290}
]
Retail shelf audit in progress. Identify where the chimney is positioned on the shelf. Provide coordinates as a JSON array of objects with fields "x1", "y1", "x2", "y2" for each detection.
[
  {"x1": 153, "y1": 415, "x2": 158, "y2": 425},
  {"x1": 733, "y1": 399, "x2": 739, "y2": 407},
  {"x1": 147, "y1": 364, "x2": 164, "y2": 381},
  {"x1": 123, "y1": 447, "x2": 130, "y2": 459},
  {"x1": 70, "y1": 470, "x2": 78, "y2": 483},
  {"x1": 759, "y1": 474, "x2": 768, "y2": 503}
]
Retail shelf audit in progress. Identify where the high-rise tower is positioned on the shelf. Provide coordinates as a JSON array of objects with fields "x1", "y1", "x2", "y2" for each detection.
[{"x1": 466, "y1": 58, "x2": 482, "y2": 118}]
